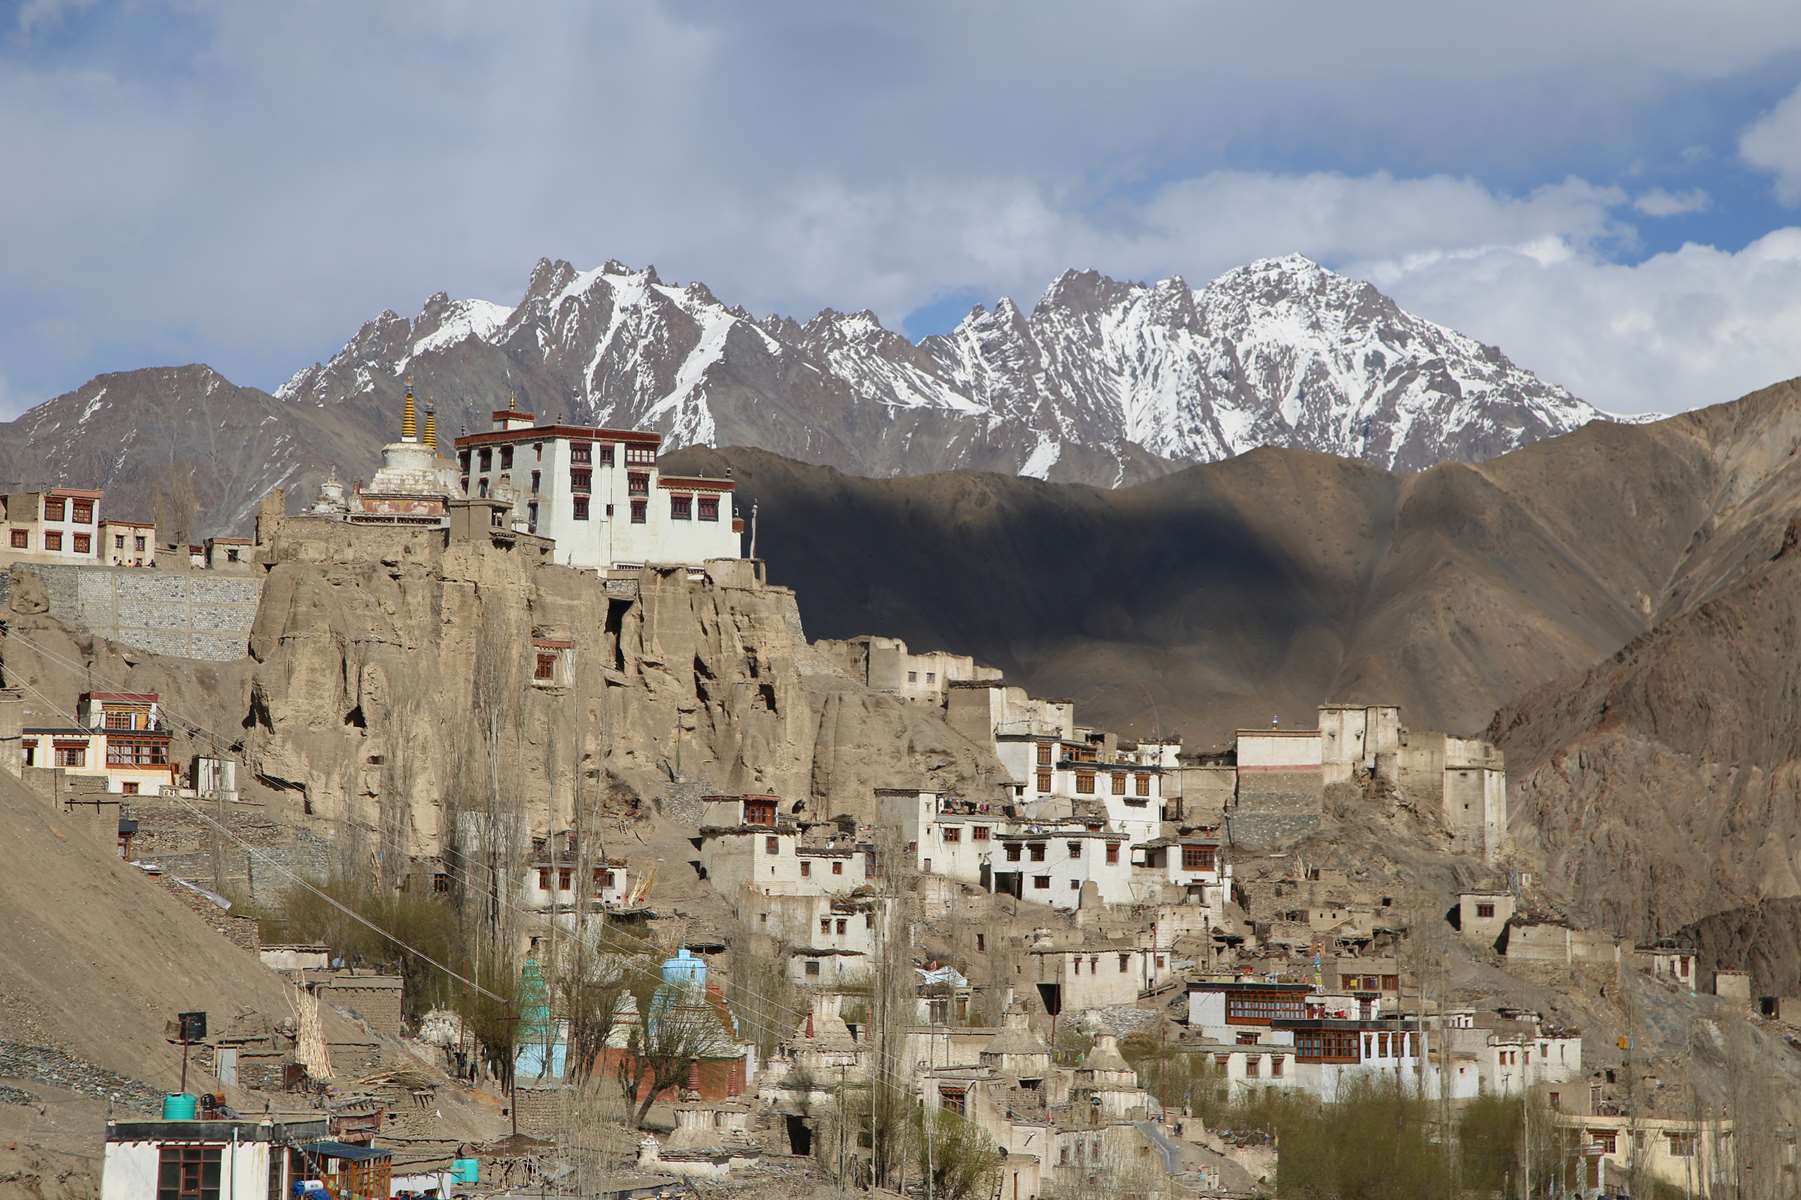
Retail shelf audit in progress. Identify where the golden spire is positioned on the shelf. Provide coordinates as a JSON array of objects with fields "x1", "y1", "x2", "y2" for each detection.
[
  {"x1": 402, "y1": 379, "x2": 419, "y2": 441},
  {"x1": 423, "y1": 404, "x2": 438, "y2": 450}
]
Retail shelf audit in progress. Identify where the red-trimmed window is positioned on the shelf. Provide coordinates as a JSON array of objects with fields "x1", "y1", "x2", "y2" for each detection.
[
  {"x1": 1105, "y1": 843, "x2": 1119, "y2": 865},
  {"x1": 671, "y1": 495, "x2": 692, "y2": 520},
  {"x1": 972, "y1": 825, "x2": 990, "y2": 842},
  {"x1": 942, "y1": 826, "x2": 960, "y2": 843},
  {"x1": 73, "y1": 534, "x2": 91, "y2": 554},
  {"x1": 534, "y1": 653, "x2": 557, "y2": 681},
  {"x1": 72, "y1": 500, "x2": 93, "y2": 524},
  {"x1": 570, "y1": 469, "x2": 591, "y2": 493},
  {"x1": 1112, "y1": 772, "x2": 1126, "y2": 795},
  {"x1": 598, "y1": 444, "x2": 615, "y2": 466},
  {"x1": 630, "y1": 499, "x2": 646, "y2": 524},
  {"x1": 500, "y1": 446, "x2": 514, "y2": 468},
  {"x1": 9, "y1": 530, "x2": 26, "y2": 549},
  {"x1": 1182, "y1": 844, "x2": 1217, "y2": 871},
  {"x1": 44, "y1": 532, "x2": 61, "y2": 551},
  {"x1": 44, "y1": 497, "x2": 64, "y2": 521},
  {"x1": 698, "y1": 496, "x2": 719, "y2": 521},
  {"x1": 1136, "y1": 773, "x2": 1151, "y2": 796},
  {"x1": 571, "y1": 441, "x2": 591, "y2": 464},
  {"x1": 573, "y1": 496, "x2": 590, "y2": 521}
]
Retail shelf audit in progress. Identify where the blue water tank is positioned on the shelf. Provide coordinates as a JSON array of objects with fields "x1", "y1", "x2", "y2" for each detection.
[
  {"x1": 660, "y1": 947, "x2": 706, "y2": 990},
  {"x1": 162, "y1": 1093, "x2": 197, "y2": 1120},
  {"x1": 451, "y1": 1159, "x2": 479, "y2": 1184}
]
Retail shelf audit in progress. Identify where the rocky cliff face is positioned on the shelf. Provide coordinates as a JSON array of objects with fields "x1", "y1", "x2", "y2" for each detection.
[{"x1": 240, "y1": 512, "x2": 1002, "y2": 854}]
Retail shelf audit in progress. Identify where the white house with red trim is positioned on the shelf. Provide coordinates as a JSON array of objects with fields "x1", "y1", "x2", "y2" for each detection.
[
  {"x1": 0, "y1": 487, "x2": 104, "y2": 562},
  {"x1": 21, "y1": 691, "x2": 176, "y2": 795},
  {"x1": 453, "y1": 408, "x2": 741, "y2": 570}
]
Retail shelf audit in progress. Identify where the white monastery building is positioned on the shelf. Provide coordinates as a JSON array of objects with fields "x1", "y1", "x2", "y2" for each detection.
[{"x1": 454, "y1": 406, "x2": 742, "y2": 570}]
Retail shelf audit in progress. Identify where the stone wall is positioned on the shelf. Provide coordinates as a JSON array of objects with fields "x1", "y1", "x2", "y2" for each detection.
[
  {"x1": 1230, "y1": 769, "x2": 1323, "y2": 848},
  {"x1": 163, "y1": 876, "x2": 261, "y2": 953},
  {"x1": 127, "y1": 793, "x2": 335, "y2": 905},
  {"x1": 5, "y1": 563, "x2": 261, "y2": 661}
]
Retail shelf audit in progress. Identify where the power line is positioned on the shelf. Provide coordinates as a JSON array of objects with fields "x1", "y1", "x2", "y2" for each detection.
[
  {"x1": 0, "y1": 623, "x2": 943, "y2": 1094},
  {"x1": 0, "y1": 659, "x2": 505, "y2": 1003}
]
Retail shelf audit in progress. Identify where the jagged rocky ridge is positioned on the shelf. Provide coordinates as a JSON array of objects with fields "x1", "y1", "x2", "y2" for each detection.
[
  {"x1": 279, "y1": 253, "x2": 1610, "y2": 484},
  {"x1": 0, "y1": 255, "x2": 1611, "y2": 531}
]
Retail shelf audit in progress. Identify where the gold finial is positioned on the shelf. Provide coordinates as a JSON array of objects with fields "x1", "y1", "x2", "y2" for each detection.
[
  {"x1": 402, "y1": 379, "x2": 419, "y2": 441},
  {"x1": 423, "y1": 404, "x2": 438, "y2": 450}
]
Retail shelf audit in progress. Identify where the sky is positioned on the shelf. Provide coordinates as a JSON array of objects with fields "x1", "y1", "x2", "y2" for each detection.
[{"x1": 4, "y1": 2, "x2": 1801, "y2": 419}]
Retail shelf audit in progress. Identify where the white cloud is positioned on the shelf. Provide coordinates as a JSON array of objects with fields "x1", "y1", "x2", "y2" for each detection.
[
  {"x1": 1742, "y1": 82, "x2": 1801, "y2": 202},
  {"x1": 1357, "y1": 231, "x2": 1801, "y2": 415},
  {"x1": 2, "y1": 2, "x2": 1801, "y2": 419},
  {"x1": 1632, "y1": 187, "x2": 1710, "y2": 216},
  {"x1": 14, "y1": 0, "x2": 96, "y2": 35}
]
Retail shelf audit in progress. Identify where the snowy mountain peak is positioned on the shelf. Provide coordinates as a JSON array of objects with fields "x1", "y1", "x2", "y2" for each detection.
[{"x1": 278, "y1": 252, "x2": 1613, "y2": 484}]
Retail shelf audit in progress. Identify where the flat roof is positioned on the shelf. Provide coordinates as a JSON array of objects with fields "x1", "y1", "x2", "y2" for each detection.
[{"x1": 454, "y1": 424, "x2": 662, "y2": 448}]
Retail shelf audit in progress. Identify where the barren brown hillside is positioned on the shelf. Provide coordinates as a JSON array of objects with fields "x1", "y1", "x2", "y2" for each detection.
[{"x1": 664, "y1": 383, "x2": 1795, "y2": 743}]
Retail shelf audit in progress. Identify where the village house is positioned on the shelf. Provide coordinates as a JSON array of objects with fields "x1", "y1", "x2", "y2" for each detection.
[
  {"x1": 1637, "y1": 940, "x2": 1699, "y2": 991},
  {"x1": 1453, "y1": 889, "x2": 1516, "y2": 946},
  {"x1": 22, "y1": 691, "x2": 175, "y2": 795},
  {"x1": 520, "y1": 829, "x2": 632, "y2": 913},
  {"x1": 991, "y1": 827, "x2": 1133, "y2": 909},
  {"x1": 891, "y1": 789, "x2": 1001, "y2": 887},
  {"x1": 813, "y1": 635, "x2": 1001, "y2": 707},
  {"x1": 1183, "y1": 978, "x2": 1458, "y2": 1101},
  {"x1": 1556, "y1": 1112, "x2": 1735, "y2": 1195},
  {"x1": 100, "y1": 1115, "x2": 393, "y2": 1200},
  {"x1": 1438, "y1": 1009, "x2": 1583, "y2": 1097},
  {"x1": 1131, "y1": 831, "x2": 1231, "y2": 908},
  {"x1": 0, "y1": 487, "x2": 103, "y2": 563},
  {"x1": 1031, "y1": 938, "x2": 1170, "y2": 1011},
  {"x1": 994, "y1": 729, "x2": 1166, "y2": 845},
  {"x1": 98, "y1": 516, "x2": 156, "y2": 566},
  {"x1": 697, "y1": 797, "x2": 866, "y2": 899},
  {"x1": 453, "y1": 405, "x2": 741, "y2": 570}
]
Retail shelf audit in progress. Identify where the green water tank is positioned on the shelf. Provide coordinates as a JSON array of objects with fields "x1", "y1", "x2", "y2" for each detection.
[{"x1": 162, "y1": 1093, "x2": 197, "y2": 1120}]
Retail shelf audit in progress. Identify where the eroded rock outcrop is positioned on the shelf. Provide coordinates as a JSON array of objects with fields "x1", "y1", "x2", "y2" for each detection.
[{"x1": 241, "y1": 517, "x2": 1005, "y2": 853}]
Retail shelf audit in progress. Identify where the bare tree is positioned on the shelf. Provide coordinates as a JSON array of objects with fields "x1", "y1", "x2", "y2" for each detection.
[{"x1": 616, "y1": 961, "x2": 732, "y2": 1129}]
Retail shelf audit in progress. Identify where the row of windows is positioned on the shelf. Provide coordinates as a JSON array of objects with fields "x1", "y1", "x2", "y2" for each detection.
[
  {"x1": 461, "y1": 479, "x2": 716, "y2": 527},
  {"x1": 11, "y1": 529, "x2": 91, "y2": 553},
  {"x1": 1071, "y1": 953, "x2": 1136, "y2": 976},
  {"x1": 107, "y1": 740, "x2": 170, "y2": 767},
  {"x1": 464, "y1": 441, "x2": 645, "y2": 472},
  {"x1": 1002, "y1": 840, "x2": 1120, "y2": 864},
  {"x1": 939, "y1": 825, "x2": 992, "y2": 843},
  {"x1": 1181, "y1": 844, "x2": 1218, "y2": 870},
  {"x1": 535, "y1": 866, "x2": 618, "y2": 891},
  {"x1": 1224, "y1": 992, "x2": 1309, "y2": 1024},
  {"x1": 1293, "y1": 1029, "x2": 1364, "y2": 1061},
  {"x1": 40, "y1": 498, "x2": 95, "y2": 524}
]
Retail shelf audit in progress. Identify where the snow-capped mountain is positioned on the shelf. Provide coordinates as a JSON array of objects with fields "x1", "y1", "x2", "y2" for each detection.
[
  {"x1": 277, "y1": 252, "x2": 1608, "y2": 484},
  {"x1": 0, "y1": 253, "x2": 1617, "y2": 535}
]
